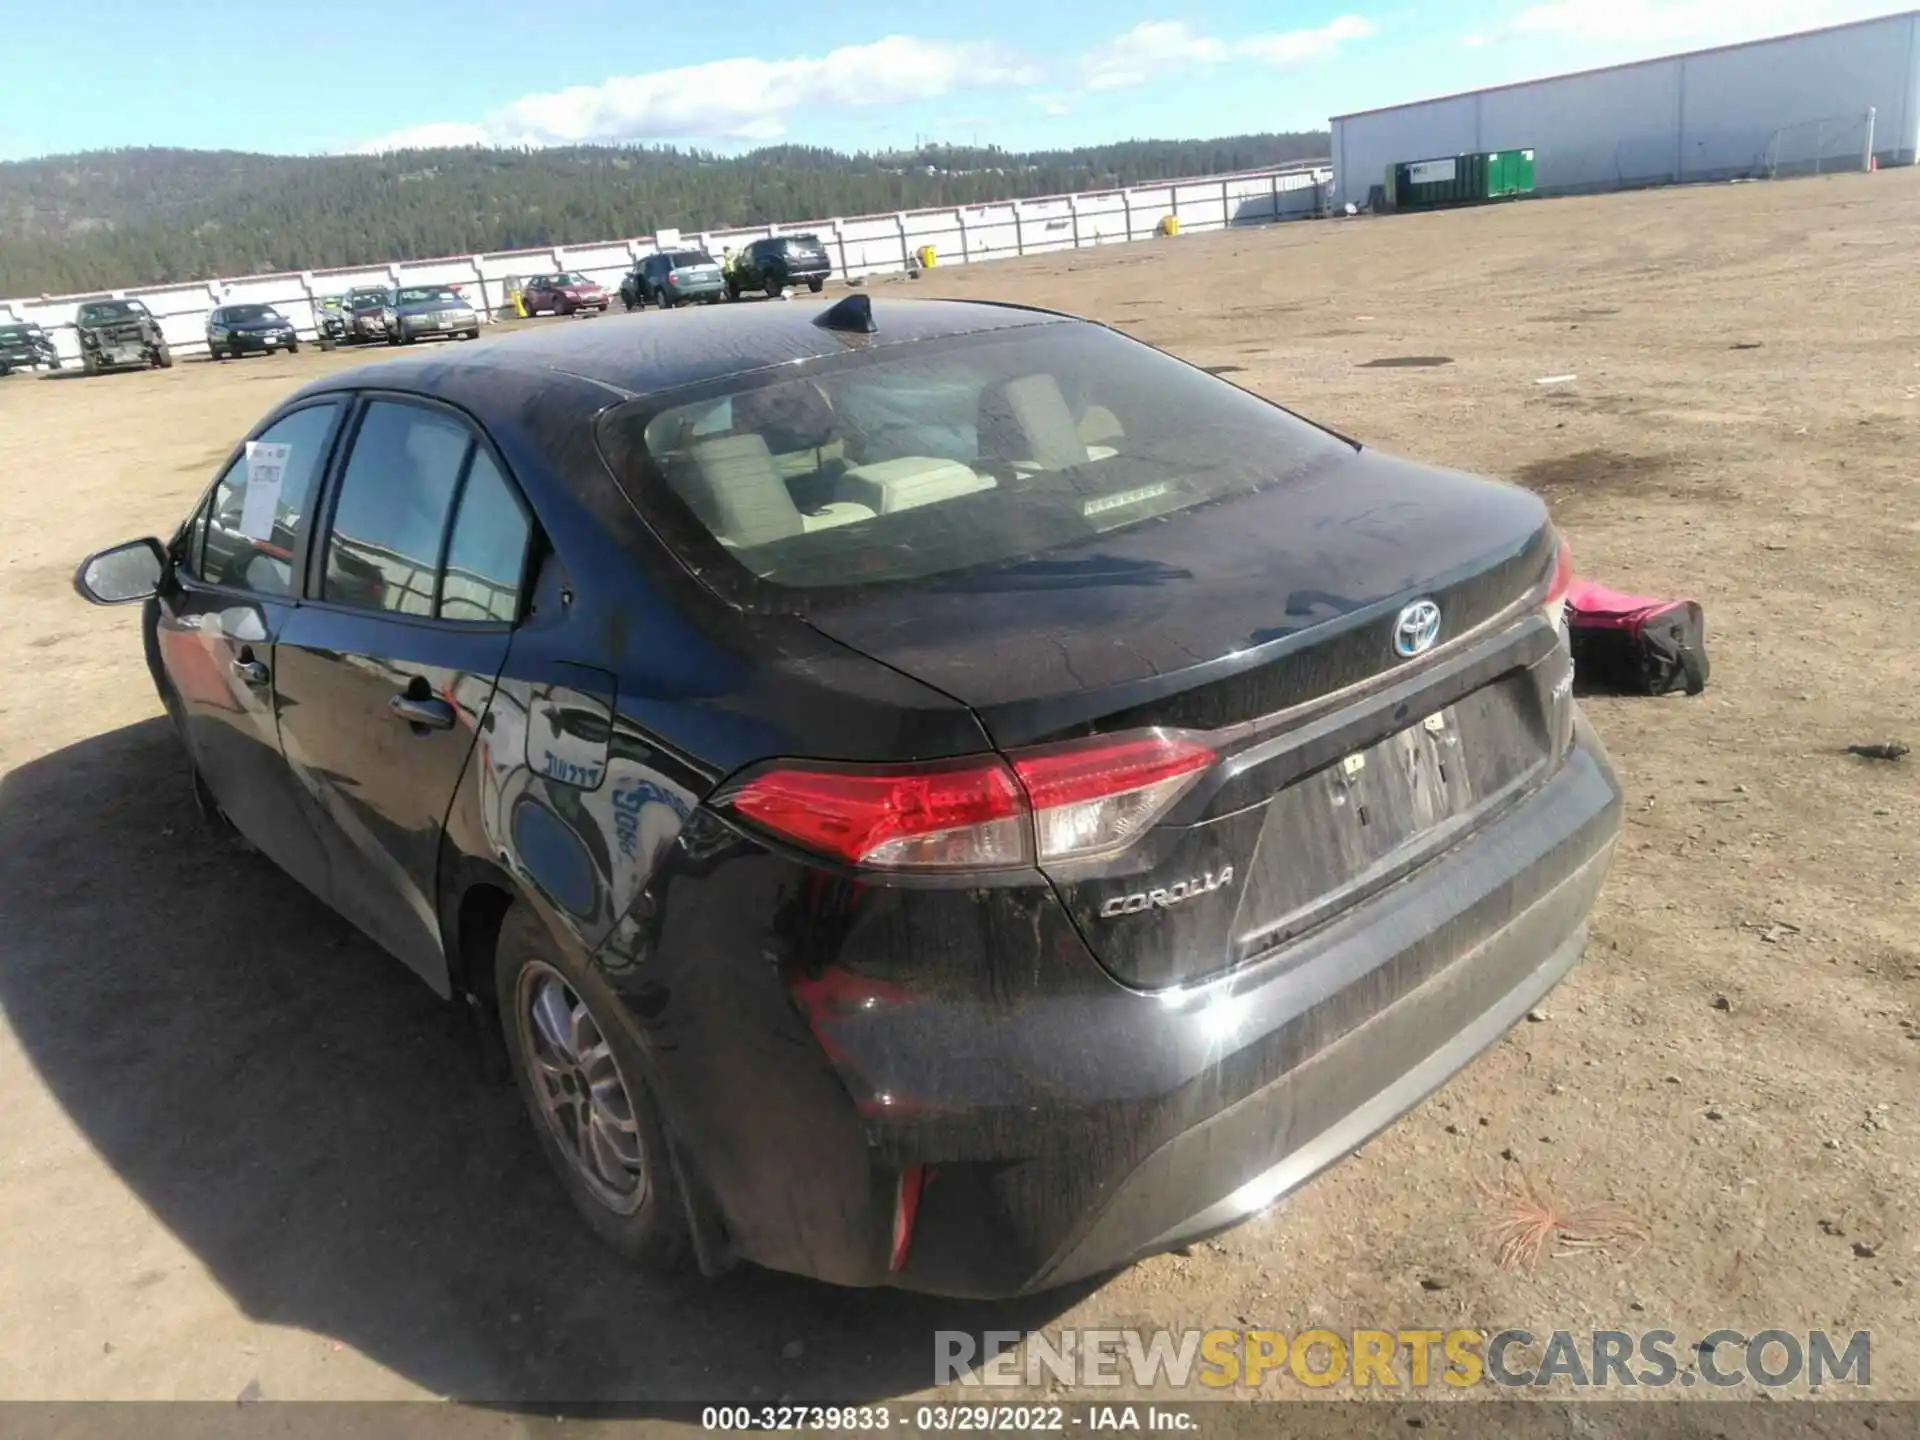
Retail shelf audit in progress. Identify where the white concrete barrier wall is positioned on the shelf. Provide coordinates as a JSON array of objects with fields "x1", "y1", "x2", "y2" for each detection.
[{"x1": 1, "y1": 164, "x2": 1330, "y2": 361}]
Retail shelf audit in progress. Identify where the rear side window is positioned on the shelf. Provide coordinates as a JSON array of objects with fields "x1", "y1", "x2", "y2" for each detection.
[
  {"x1": 323, "y1": 402, "x2": 472, "y2": 616},
  {"x1": 196, "y1": 401, "x2": 344, "y2": 595},
  {"x1": 599, "y1": 323, "x2": 1350, "y2": 599},
  {"x1": 439, "y1": 451, "x2": 531, "y2": 624}
]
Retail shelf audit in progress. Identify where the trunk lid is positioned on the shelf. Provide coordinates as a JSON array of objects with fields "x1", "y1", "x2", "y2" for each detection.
[
  {"x1": 803, "y1": 448, "x2": 1552, "y2": 744},
  {"x1": 804, "y1": 448, "x2": 1571, "y2": 988}
]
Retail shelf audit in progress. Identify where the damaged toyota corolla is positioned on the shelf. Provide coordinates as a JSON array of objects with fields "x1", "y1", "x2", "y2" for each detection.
[{"x1": 74, "y1": 295, "x2": 1620, "y2": 1297}]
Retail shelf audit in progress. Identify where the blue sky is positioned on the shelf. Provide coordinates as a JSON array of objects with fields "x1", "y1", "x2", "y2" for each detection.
[{"x1": 0, "y1": 0, "x2": 1907, "y2": 159}]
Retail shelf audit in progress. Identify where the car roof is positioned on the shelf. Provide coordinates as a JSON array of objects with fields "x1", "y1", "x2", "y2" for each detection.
[{"x1": 290, "y1": 297, "x2": 1072, "y2": 403}]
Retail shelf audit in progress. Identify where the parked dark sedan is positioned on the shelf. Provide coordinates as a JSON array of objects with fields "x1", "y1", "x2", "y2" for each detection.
[
  {"x1": 0, "y1": 320, "x2": 61, "y2": 374},
  {"x1": 344, "y1": 287, "x2": 393, "y2": 342},
  {"x1": 74, "y1": 296, "x2": 1620, "y2": 1297},
  {"x1": 206, "y1": 303, "x2": 300, "y2": 359}
]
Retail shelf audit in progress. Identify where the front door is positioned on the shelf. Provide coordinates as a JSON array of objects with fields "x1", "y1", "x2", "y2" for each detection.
[
  {"x1": 273, "y1": 398, "x2": 533, "y2": 989},
  {"x1": 160, "y1": 399, "x2": 347, "y2": 895}
]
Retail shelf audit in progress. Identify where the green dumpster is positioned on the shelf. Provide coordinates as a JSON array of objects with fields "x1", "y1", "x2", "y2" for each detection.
[{"x1": 1386, "y1": 150, "x2": 1535, "y2": 211}]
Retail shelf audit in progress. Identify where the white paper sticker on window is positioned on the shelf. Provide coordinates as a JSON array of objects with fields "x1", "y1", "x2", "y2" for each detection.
[{"x1": 239, "y1": 441, "x2": 291, "y2": 541}]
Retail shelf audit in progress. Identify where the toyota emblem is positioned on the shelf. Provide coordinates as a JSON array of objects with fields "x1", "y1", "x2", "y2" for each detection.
[{"x1": 1393, "y1": 599, "x2": 1443, "y2": 658}]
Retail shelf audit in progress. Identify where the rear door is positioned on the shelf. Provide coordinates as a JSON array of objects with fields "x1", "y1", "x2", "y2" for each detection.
[
  {"x1": 273, "y1": 396, "x2": 535, "y2": 988},
  {"x1": 160, "y1": 399, "x2": 347, "y2": 894}
]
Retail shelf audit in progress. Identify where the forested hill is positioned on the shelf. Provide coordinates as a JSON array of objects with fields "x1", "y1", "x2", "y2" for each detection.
[{"x1": 0, "y1": 134, "x2": 1327, "y2": 295}]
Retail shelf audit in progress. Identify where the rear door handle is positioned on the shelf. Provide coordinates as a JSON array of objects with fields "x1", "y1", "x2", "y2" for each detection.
[
  {"x1": 231, "y1": 657, "x2": 269, "y2": 686},
  {"x1": 389, "y1": 694, "x2": 456, "y2": 731}
]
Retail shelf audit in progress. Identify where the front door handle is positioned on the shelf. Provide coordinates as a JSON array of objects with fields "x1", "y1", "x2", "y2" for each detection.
[
  {"x1": 231, "y1": 657, "x2": 269, "y2": 686},
  {"x1": 390, "y1": 693, "x2": 456, "y2": 731}
]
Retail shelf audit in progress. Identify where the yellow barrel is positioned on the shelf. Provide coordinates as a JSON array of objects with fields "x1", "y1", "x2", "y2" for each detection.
[
  {"x1": 1158, "y1": 214, "x2": 1181, "y2": 237},
  {"x1": 916, "y1": 244, "x2": 938, "y2": 269}
]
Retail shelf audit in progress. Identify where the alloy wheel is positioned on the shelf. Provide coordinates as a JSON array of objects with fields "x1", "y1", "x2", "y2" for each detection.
[{"x1": 515, "y1": 960, "x2": 648, "y2": 1214}]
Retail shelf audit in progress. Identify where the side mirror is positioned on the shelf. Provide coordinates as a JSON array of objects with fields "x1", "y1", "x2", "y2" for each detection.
[{"x1": 74, "y1": 537, "x2": 167, "y2": 605}]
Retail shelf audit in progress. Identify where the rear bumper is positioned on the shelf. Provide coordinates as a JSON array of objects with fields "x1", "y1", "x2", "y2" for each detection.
[{"x1": 608, "y1": 715, "x2": 1621, "y2": 1298}]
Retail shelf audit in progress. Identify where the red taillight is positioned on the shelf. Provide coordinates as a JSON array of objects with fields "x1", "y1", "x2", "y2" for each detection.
[
  {"x1": 1544, "y1": 535, "x2": 1574, "y2": 632},
  {"x1": 724, "y1": 732, "x2": 1216, "y2": 872},
  {"x1": 890, "y1": 1163, "x2": 929, "y2": 1272},
  {"x1": 728, "y1": 758, "x2": 1027, "y2": 870},
  {"x1": 1013, "y1": 734, "x2": 1216, "y2": 863}
]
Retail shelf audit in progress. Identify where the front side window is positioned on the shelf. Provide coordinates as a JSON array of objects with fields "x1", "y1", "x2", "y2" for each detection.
[
  {"x1": 197, "y1": 401, "x2": 344, "y2": 595},
  {"x1": 323, "y1": 402, "x2": 473, "y2": 616},
  {"x1": 600, "y1": 322, "x2": 1351, "y2": 601}
]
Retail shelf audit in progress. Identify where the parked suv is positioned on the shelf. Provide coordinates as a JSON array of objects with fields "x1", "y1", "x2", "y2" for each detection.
[
  {"x1": 622, "y1": 250, "x2": 726, "y2": 310},
  {"x1": 727, "y1": 234, "x2": 831, "y2": 299},
  {"x1": 522, "y1": 273, "x2": 609, "y2": 317},
  {"x1": 207, "y1": 304, "x2": 300, "y2": 359},
  {"x1": 0, "y1": 321, "x2": 61, "y2": 374},
  {"x1": 74, "y1": 298, "x2": 172, "y2": 374}
]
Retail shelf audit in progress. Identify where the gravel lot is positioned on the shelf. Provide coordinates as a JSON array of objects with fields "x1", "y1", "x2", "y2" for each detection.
[{"x1": 0, "y1": 169, "x2": 1913, "y2": 1417}]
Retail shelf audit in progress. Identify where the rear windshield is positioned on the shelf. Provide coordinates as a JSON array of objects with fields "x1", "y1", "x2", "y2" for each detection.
[
  {"x1": 0, "y1": 325, "x2": 32, "y2": 339},
  {"x1": 666, "y1": 251, "x2": 711, "y2": 267},
  {"x1": 598, "y1": 322, "x2": 1350, "y2": 604},
  {"x1": 223, "y1": 304, "x2": 278, "y2": 322},
  {"x1": 396, "y1": 286, "x2": 461, "y2": 305}
]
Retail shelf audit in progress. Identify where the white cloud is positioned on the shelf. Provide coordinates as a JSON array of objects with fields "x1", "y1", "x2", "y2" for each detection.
[
  {"x1": 1083, "y1": 22, "x2": 1230, "y2": 90},
  {"x1": 1081, "y1": 16, "x2": 1377, "y2": 91},
  {"x1": 1511, "y1": 0, "x2": 1900, "y2": 45},
  {"x1": 359, "y1": 35, "x2": 1037, "y2": 151}
]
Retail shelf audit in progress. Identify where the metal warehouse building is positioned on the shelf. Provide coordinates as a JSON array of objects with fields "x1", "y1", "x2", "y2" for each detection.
[{"x1": 1331, "y1": 10, "x2": 1920, "y2": 208}]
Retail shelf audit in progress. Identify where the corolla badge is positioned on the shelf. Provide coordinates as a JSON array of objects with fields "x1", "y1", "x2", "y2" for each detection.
[
  {"x1": 1393, "y1": 599, "x2": 1443, "y2": 658},
  {"x1": 1099, "y1": 866, "x2": 1234, "y2": 919}
]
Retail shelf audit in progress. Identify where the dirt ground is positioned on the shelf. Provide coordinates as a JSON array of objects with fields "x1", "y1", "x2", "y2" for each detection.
[{"x1": 0, "y1": 170, "x2": 1914, "y2": 1419}]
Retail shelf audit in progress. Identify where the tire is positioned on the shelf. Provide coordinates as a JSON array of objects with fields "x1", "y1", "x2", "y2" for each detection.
[
  {"x1": 153, "y1": 342, "x2": 173, "y2": 369},
  {"x1": 463, "y1": 328, "x2": 479, "y2": 340},
  {"x1": 387, "y1": 329, "x2": 403, "y2": 346},
  {"x1": 494, "y1": 905, "x2": 691, "y2": 1269},
  {"x1": 287, "y1": 339, "x2": 300, "y2": 354},
  {"x1": 764, "y1": 275, "x2": 783, "y2": 299},
  {"x1": 211, "y1": 346, "x2": 227, "y2": 362},
  {"x1": 807, "y1": 277, "x2": 824, "y2": 293},
  {"x1": 83, "y1": 351, "x2": 101, "y2": 376},
  {"x1": 231, "y1": 340, "x2": 245, "y2": 361},
  {"x1": 657, "y1": 289, "x2": 674, "y2": 311}
]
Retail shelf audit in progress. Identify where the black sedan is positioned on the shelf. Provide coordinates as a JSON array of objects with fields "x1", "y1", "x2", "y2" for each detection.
[
  {"x1": 0, "y1": 320, "x2": 61, "y2": 374},
  {"x1": 206, "y1": 303, "x2": 300, "y2": 359},
  {"x1": 74, "y1": 297, "x2": 1620, "y2": 1297}
]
